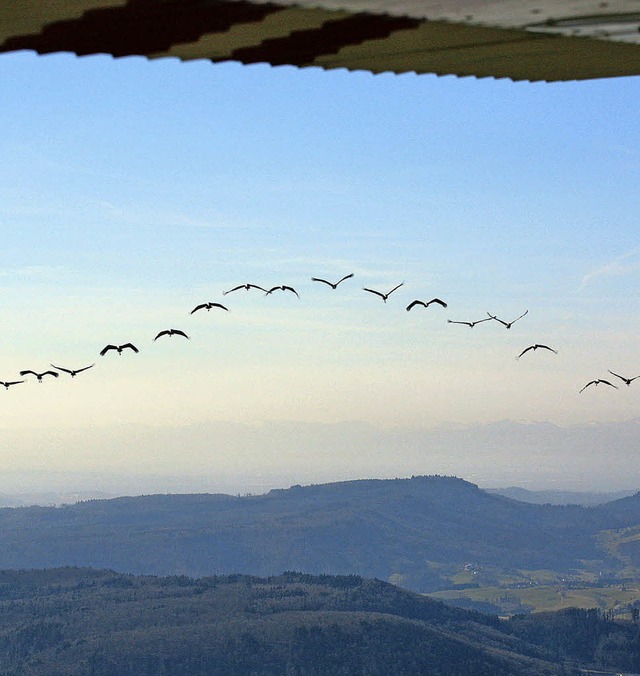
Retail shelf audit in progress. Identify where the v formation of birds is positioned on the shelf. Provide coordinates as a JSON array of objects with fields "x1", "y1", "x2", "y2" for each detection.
[{"x1": 1, "y1": 274, "x2": 635, "y2": 394}]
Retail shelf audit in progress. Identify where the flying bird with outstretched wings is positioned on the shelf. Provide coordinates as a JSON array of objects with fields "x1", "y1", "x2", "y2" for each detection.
[
  {"x1": 447, "y1": 318, "x2": 492, "y2": 328},
  {"x1": 516, "y1": 344, "x2": 558, "y2": 360},
  {"x1": 579, "y1": 379, "x2": 618, "y2": 393},
  {"x1": 222, "y1": 284, "x2": 267, "y2": 295},
  {"x1": 487, "y1": 310, "x2": 529, "y2": 329},
  {"x1": 51, "y1": 364, "x2": 95, "y2": 377},
  {"x1": 99, "y1": 343, "x2": 139, "y2": 356},
  {"x1": 608, "y1": 370, "x2": 640, "y2": 386},
  {"x1": 0, "y1": 380, "x2": 24, "y2": 390},
  {"x1": 406, "y1": 298, "x2": 447, "y2": 311},
  {"x1": 265, "y1": 285, "x2": 299, "y2": 297},
  {"x1": 19, "y1": 370, "x2": 59, "y2": 382},
  {"x1": 363, "y1": 282, "x2": 404, "y2": 303},
  {"x1": 190, "y1": 302, "x2": 229, "y2": 314},
  {"x1": 154, "y1": 329, "x2": 189, "y2": 341},
  {"x1": 311, "y1": 273, "x2": 354, "y2": 289}
]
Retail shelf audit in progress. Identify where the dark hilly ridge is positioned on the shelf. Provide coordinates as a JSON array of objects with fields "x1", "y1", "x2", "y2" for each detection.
[
  {"x1": 0, "y1": 476, "x2": 638, "y2": 590},
  {"x1": 0, "y1": 568, "x2": 588, "y2": 675}
]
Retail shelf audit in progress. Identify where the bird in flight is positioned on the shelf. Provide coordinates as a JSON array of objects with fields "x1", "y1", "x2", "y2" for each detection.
[
  {"x1": 516, "y1": 344, "x2": 558, "y2": 360},
  {"x1": 223, "y1": 284, "x2": 267, "y2": 295},
  {"x1": 266, "y1": 285, "x2": 299, "y2": 297},
  {"x1": 311, "y1": 273, "x2": 354, "y2": 289},
  {"x1": 0, "y1": 380, "x2": 24, "y2": 390},
  {"x1": 154, "y1": 329, "x2": 189, "y2": 341},
  {"x1": 608, "y1": 370, "x2": 640, "y2": 386},
  {"x1": 487, "y1": 310, "x2": 529, "y2": 329},
  {"x1": 100, "y1": 343, "x2": 139, "y2": 356},
  {"x1": 406, "y1": 298, "x2": 447, "y2": 312},
  {"x1": 363, "y1": 282, "x2": 404, "y2": 303},
  {"x1": 190, "y1": 302, "x2": 229, "y2": 314},
  {"x1": 579, "y1": 379, "x2": 618, "y2": 393},
  {"x1": 51, "y1": 364, "x2": 95, "y2": 377},
  {"x1": 447, "y1": 318, "x2": 492, "y2": 328},
  {"x1": 19, "y1": 370, "x2": 59, "y2": 382}
]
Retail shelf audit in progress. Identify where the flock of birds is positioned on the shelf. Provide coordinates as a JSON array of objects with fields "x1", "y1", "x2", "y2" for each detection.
[{"x1": 1, "y1": 272, "x2": 637, "y2": 394}]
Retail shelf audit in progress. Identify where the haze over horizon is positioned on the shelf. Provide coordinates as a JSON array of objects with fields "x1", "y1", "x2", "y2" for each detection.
[{"x1": 1, "y1": 52, "x2": 639, "y2": 496}]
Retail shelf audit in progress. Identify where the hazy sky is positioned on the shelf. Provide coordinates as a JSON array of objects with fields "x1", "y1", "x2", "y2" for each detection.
[{"x1": 1, "y1": 51, "x2": 639, "y2": 492}]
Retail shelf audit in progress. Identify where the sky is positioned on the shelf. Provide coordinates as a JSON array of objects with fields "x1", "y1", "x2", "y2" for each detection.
[{"x1": 1, "y1": 50, "x2": 639, "y2": 494}]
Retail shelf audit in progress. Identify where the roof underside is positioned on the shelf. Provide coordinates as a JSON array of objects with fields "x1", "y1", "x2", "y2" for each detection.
[{"x1": 2, "y1": 1, "x2": 640, "y2": 82}]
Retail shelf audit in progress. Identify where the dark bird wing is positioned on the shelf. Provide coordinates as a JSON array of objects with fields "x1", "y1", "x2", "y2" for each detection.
[
  {"x1": 171, "y1": 329, "x2": 189, "y2": 339},
  {"x1": 42, "y1": 371, "x2": 59, "y2": 378},
  {"x1": 190, "y1": 304, "x2": 208, "y2": 314},
  {"x1": 599, "y1": 379, "x2": 618, "y2": 389},
  {"x1": 154, "y1": 330, "x2": 171, "y2": 340},
  {"x1": 209, "y1": 303, "x2": 229, "y2": 311},
  {"x1": 536, "y1": 344, "x2": 558, "y2": 354},
  {"x1": 51, "y1": 364, "x2": 73, "y2": 374},
  {"x1": 282, "y1": 286, "x2": 299, "y2": 297},
  {"x1": 222, "y1": 285, "x2": 244, "y2": 295},
  {"x1": 74, "y1": 364, "x2": 95, "y2": 373},
  {"x1": 448, "y1": 320, "x2": 473, "y2": 326},
  {"x1": 311, "y1": 277, "x2": 333, "y2": 287},
  {"x1": 579, "y1": 380, "x2": 598, "y2": 393},
  {"x1": 517, "y1": 346, "x2": 535, "y2": 360},
  {"x1": 247, "y1": 284, "x2": 267, "y2": 292},
  {"x1": 100, "y1": 345, "x2": 118, "y2": 356},
  {"x1": 335, "y1": 273, "x2": 354, "y2": 285},
  {"x1": 406, "y1": 300, "x2": 427, "y2": 312},
  {"x1": 608, "y1": 370, "x2": 629, "y2": 383},
  {"x1": 363, "y1": 288, "x2": 385, "y2": 299},
  {"x1": 19, "y1": 370, "x2": 38, "y2": 376},
  {"x1": 512, "y1": 310, "x2": 529, "y2": 324},
  {"x1": 121, "y1": 343, "x2": 139, "y2": 353},
  {"x1": 426, "y1": 298, "x2": 447, "y2": 308},
  {"x1": 386, "y1": 282, "x2": 404, "y2": 296},
  {"x1": 470, "y1": 318, "x2": 492, "y2": 326},
  {"x1": 487, "y1": 313, "x2": 509, "y2": 327},
  {"x1": 2, "y1": 380, "x2": 24, "y2": 387}
]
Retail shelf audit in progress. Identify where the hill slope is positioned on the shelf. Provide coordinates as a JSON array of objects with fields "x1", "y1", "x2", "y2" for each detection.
[
  {"x1": 0, "y1": 476, "x2": 637, "y2": 591},
  {"x1": 0, "y1": 569, "x2": 575, "y2": 675}
]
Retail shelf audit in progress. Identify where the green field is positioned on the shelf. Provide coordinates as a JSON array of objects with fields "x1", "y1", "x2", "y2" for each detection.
[{"x1": 430, "y1": 573, "x2": 640, "y2": 617}]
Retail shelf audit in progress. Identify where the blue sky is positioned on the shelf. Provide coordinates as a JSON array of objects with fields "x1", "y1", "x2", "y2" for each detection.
[{"x1": 1, "y1": 51, "x2": 639, "y2": 491}]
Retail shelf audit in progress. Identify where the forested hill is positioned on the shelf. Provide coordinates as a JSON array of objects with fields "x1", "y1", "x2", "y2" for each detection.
[
  {"x1": 0, "y1": 475, "x2": 638, "y2": 590},
  {"x1": 0, "y1": 568, "x2": 588, "y2": 675}
]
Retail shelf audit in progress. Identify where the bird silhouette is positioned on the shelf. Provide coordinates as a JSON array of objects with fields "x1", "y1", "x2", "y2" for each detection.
[
  {"x1": 608, "y1": 370, "x2": 640, "y2": 386},
  {"x1": 447, "y1": 318, "x2": 492, "y2": 328},
  {"x1": 19, "y1": 370, "x2": 59, "y2": 382},
  {"x1": 487, "y1": 310, "x2": 529, "y2": 329},
  {"x1": 406, "y1": 298, "x2": 447, "y2": 311},
  {"x1": 223, "y1": 284, "x2": 267, "y2": 295},
  {"x1": 0, "y1": 380, "x2": 24, "y2": 390},
  {"x1": 190, "y1": 302, "x2": 228, "y2": 314},
  {"x1": 100, "y1": 343, "x2": 139, "y2": 356},
  {"x1": 579, "y1": 379, "x2": 618, "y2": 393},
  {"x1": 266, "y1": 285, "x2": 299, "y2": 297},
  {"x1": 51, "y1": 364, "x2": 95, "y2": 377},
  {"x1": 311, "y1": 273, "x2": 354, "y2": 289},
  {"x1": 517, "y1": 344, "x2": 558, "y2": 360},
  {"x1": 362, "y1": 282, "x2": 404, "y2": 303},
  {"x1": 154, "y1": 329, "x2": 189, "y2": 341}
]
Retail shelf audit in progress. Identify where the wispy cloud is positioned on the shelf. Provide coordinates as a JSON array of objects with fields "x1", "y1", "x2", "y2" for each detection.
[{"x1": 579, "y1": 247, "x2": 640, "y2": 290}]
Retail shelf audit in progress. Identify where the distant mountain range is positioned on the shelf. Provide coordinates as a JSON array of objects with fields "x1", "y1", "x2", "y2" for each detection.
[
  {"x1": 2, "y1": 475, "x2": 640, "y2": 591},
  {"x1": 1, "y1": 567, "x2": 638, "y2": 675}
]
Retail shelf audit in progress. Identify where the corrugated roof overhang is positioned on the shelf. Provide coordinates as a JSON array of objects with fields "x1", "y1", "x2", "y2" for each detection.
[{"x1": 2, "y1": 1, "x2": 640, "y2": 81}]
